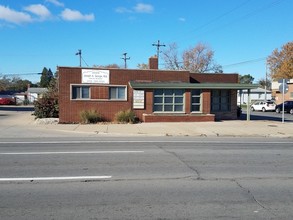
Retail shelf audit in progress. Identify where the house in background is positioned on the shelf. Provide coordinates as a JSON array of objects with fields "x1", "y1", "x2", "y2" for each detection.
[
  {"x1": 238, "y1": 87, "x2": 272, "y2": 105},
  {"x1": 26, "y1": 87, "x2": 48, "y2": 103},
  {"x1": 271, "y1": 79, "x2": 293, "y2": 104},
  {"x1": 58, "y1": 56, "x2": 257, "y2": 123}
]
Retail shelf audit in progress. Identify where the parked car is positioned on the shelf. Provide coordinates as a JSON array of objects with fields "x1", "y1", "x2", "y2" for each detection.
[
  {"x1": 251, "y1": 101, "x2": 276, "y2": 112},
  {"x1": 275, "y1": 101, "x2": 293, "y2": 114},
  {"x1": 0, "y1": 97, "x2": 16, "y2": 105}
]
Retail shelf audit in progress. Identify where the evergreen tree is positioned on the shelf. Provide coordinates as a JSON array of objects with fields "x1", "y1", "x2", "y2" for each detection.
[{"x1": 40, "y1": 67, "x2": 53, "y2": 87}]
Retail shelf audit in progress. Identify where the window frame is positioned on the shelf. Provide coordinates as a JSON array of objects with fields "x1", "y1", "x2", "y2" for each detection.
[
  {"x1": 191, "y1": 89, "x2": 202, "y2": 112},
  {"x1": 71, "y1": 85, "x2": 90, "y2": 100},
  {"x1": 153, "y1": 89, "x2": 185, "y2": 113},
  {"x1": 109, "y1": 86, "x2": 127, "y2": 100}
]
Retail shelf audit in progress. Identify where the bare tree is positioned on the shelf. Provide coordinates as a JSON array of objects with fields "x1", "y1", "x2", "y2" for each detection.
[
  {"x1": 182, "y1": 43, "x2": 221, "y2": 73},
  {"x1": 162, "y1": 42, "x2": 222, "y2": 73},
  {"x1": 137, "y1": 63, "x2": 149, "y2": 69},
  {"x1": 258, "y1": 77, "x2": 271, "y2": 90},
  {"x1": 161, "y1": 43, "x2": 182, "y2": 70},
  {"x1": 93, "y1": 64, "x2": 120, "y2": 68}
]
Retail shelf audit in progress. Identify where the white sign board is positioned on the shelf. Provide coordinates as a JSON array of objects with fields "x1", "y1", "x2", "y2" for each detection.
[
  {"x1": 133, "y1": 90, "x2": 145, "y2": 109},
  {"x1": 82, "y1": 69, "x2": 110, "y2": 84}
]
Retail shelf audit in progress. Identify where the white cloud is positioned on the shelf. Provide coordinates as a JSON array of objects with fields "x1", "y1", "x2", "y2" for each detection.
[
  {"x1": 115, "y1": 3, "x2": 154, "y2": 14},
  {"x1": 115, "y1": 7, "x2": 132, "y2": 13},
  {"x1": 60, "y1": 8, "x2": 94, "y2": 21},
  {"x1": 0, "y1": 5, "x2": 32, "y2": 24},
  {"x1": 45, "y1": 0, "x2": 64, "y2": 7},
  {"x1": 133, "y1": 3, "x2": 154, "y2": 13},
  {"x1": 24, "y1": 4, "x2": 51, "y2": 20},
  {"x1": 179, "y1": 17, "x2": 186, "y2": 22}
]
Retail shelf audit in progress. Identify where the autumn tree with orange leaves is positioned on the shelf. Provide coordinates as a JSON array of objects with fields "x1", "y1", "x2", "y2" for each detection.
[{"x1": 267, "y1": 41, "x2": 293, "y2": 80}]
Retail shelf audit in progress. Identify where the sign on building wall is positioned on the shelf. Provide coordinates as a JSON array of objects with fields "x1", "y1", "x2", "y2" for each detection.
[
  {"x1": 133, "y1": 90, "x2": 145, "y2": 109},
  {"x1": 82, "y1": 69, "x2": 110, "y2": 84}
]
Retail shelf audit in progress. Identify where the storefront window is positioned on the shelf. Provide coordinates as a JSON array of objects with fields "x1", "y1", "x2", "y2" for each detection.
[
  {"x1": 211, "y1": 90, "x2": 231, "y2": 112},
  {"x1": 153, "y1": 89, "x2": 184, "y2": 112}
]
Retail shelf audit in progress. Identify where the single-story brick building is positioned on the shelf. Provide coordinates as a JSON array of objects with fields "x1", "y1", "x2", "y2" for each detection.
[{"x1": 58, "y1": 56, "x2": 257, "y2": 123}]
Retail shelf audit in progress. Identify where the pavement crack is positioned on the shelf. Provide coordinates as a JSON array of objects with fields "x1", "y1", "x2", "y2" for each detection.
[
  {"x1": 233, "y1": 179, "x2": 277, "y2": 217},
  {"x1": 156, "y1": 145, "x2": 203, "y2": 180}
]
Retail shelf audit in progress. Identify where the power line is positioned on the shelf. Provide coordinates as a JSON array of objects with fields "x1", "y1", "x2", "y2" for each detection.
[
  {"x1": 158, "y1": 57, "x2": 267, "y2": 69},
  {"x1": 189, "y1": 0, "x2": 252, "y2": 34},
  {"x1": 222, "y1": 57, "x2": 266, "y2": 68},
  {"x1": 194, "y1": 0, "x2": 285, "y2": 38},
  {"x1": 0, "y1": 72, "x2": 42, "y2": 76}
]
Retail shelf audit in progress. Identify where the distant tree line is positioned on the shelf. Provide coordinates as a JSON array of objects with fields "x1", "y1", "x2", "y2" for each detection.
[
  {"x1": 0, "y1": 76, "x2": 37, "y2": 93},
  {"x1": 0, "y1": 67, "x2": 56, "y2": 93}
]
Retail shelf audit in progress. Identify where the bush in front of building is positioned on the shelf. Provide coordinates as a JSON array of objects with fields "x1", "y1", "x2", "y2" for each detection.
[
  {"x1": 114, "y1": 109, "x2": 137, "y2": 124},
  {"x1": 33, "y1": 97, "x2": 59, "y2": 118},
  {"x1": 80, "y1": 109, "x2": 103, "y2": 124}
]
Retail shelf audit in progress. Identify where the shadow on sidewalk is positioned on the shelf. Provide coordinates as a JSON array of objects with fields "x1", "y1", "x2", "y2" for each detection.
[
  {"x1": 239, "y1": 112, "x2": 293, "y2": 122},
  {"x1": 0, "y1": 106, "x2": 34, "y2": 112}
]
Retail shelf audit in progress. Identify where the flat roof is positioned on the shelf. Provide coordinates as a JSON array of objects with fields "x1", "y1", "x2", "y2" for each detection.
[{"x1": 129, "y1": 81, "x2": 258, "y2": 90}]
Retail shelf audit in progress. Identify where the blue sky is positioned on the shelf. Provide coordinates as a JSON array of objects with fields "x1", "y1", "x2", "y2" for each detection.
[{"x1": 0, "y1": 0, "x2": 292, "y2": 83}]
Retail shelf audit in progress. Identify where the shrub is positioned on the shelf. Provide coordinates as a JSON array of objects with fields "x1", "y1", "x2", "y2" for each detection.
[
  {"x1": 33, "y1": 97, "x2": 59, "y2": 118},
  {"x1": 114, "y1": 109, "x2": 136, "y2": 124},
  {"x1": 80, "y1": 109, "x2": 102, "y2": 124}
]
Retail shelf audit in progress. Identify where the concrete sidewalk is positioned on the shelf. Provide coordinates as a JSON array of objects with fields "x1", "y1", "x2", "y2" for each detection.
[{"x1": 1, "y1": 110, "x2": 292, "y2": 138}]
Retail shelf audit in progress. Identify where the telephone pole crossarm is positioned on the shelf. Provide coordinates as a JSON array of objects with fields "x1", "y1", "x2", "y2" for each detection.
[
  {"x1": 121, "y1": 53, "x2": 130, "y2": 69},
  {"x1": 152, "y1": 40, "x2": 165, "y2": 64}
]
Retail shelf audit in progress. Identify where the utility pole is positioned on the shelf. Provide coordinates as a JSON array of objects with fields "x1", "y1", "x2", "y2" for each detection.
[
  {"x1": 75, "y1": 49, "x2": 82, "y2": 67},
  {"x1": 121, "y1": 53, "x2": 130, "y2": 69},
  {"x1": 152, "y1": 40, "x2": 165, "y2": 62},
  {"x1": 264, "y1": 63, "x2": 267, "y2": 101}
]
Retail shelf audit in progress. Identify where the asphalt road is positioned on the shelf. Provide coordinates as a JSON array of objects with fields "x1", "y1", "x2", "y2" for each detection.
[
  {"x1": 1, "y1": 137, "x2": 293, "y2": 220},
  {"x1": 240, "y1": 109, "x2": 293, "y2": 122}
]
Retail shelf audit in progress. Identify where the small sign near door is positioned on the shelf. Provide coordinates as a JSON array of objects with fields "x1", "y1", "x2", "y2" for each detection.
[{"x1": 133, "y1": 90, "x2": 145, "y2": 109}]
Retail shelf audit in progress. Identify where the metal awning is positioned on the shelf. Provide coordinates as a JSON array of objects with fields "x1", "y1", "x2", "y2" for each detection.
[{"x1": 129, "y1": 81, "x2": 258, "y2": 90}]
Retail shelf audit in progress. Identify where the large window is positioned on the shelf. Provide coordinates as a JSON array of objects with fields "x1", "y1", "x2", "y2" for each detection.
[
  {"x1": 153, "y1": 89, "x2": 184, "y2": 112},
  {"x1": 191, "y1": 89, "x2": 201, "y2": 112},
  {"x1": 72, "y1": 86, "x2": 90, "y2": 99},
  {"x1": 211, "y1": 90, "x2": 230, "y2": 111},
  {"x1": 109, "y1": 87, "x2": 126, "y2": 100}
]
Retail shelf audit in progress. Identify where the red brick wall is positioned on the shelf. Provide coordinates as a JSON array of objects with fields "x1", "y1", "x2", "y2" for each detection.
[
  {"x1": 58, "y1": 67, "x2": 239, "y2": 123},
  {"x1": 143, "y1": 114, "x2": 215, "y2": 122},
  {"x1": 58, "y1": 67, "x2": 190, "y2": 123},
  {"x1": 190, "y1": 73, "x2": 238, "y2": 83},
  {"x1": 273, "y1": 84, "x2": 293, "y2": 104},
  {"x1": 201, "y1": 90, "x2": 211, "y2": 114}
]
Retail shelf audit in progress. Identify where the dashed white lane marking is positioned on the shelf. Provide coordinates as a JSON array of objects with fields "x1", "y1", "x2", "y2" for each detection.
[
  {"x1": 0, "y1": 176, "x2": 112, "y2": 182},
  {"x1": 0, "y1": 150, "x2": 144, "y2": 155}
]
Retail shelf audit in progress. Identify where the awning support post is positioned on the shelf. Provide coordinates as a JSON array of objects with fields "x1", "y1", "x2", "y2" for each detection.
[{"x1": 247, "y1": 89, "x2": 251, "y2": 121}]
